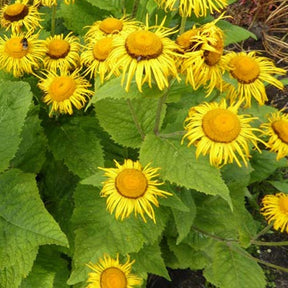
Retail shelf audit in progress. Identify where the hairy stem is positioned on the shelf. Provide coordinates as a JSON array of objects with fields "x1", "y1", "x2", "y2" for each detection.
[
  {"x1": 154, "y1": 91, "x2": 168, "y2": 136},
  {"x1": 179, "y1": 16, "x2": 187, "y2": 34}
]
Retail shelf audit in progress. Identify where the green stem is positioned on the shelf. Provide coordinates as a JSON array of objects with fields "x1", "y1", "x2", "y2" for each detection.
[
  {"x1": 127, "y1": 99, "x2": 145, "y2": 140},
  {"x1": 251, "y1": 223, "x2": 273, "y2": 242},
  {"x1": 179, "y1": 16, "x2": 187, "y2": 34},
  {"x1": 158, "y1": 131, "x2": 186, "y2": 139},
  {"x1": 51, "y1": 4, "x2": 57, "y2": 36},
  {"x1": 153, "y1": 91, "x2": 168, "y2": 136},
  {"x1": 131, "y1": 0, "x2": 140, "y2": 18},
  {"x1": 251, "y1": 240, "x2": 288, "y2": 246}
]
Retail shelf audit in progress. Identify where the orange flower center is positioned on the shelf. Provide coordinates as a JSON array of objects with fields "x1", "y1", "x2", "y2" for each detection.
[
  {"x1": 100, "y1": 267, "x2": 127, "y2": 288},
  {"x1": 279, "y1": 195, "x2": 288, "y2": 214},
  {"x1": 230, "y1": 55, "x2": 260, "y2": 84},
  {"x1": 99, "y1": 18, "x2": 123, "y2": 34},
  {"x1": 4, "y1": 3, "x2": 28, "y2": 21},
  {"x1": 116, "y1": 168, "x2": 147, "y2": 199},
  {"x1": 47, "y1": 39, "x2": 70, "y2": 59},
  {"x1": 48, "y1": 76, "x2": 76, "y2": 102},
  {"x1": 272, "y1": 120, "x2": 288, "y2": 144},
  {"x1": 125, "y1": 30, "x2": 163, "y2": 60},
  {"x1": 176, "y1": 28, "x2": 201, "y2": 52},
  {"x1": 202, "y1": 109, "x2": 241, "y2": 143},
  {"x1": 92, "y1": 38, "x2": 113, "y2": 61},
  {"x1": 204, "y1": 36, "x2": 224, "y2": 66},
  {"x1": 4, "y1": 37, "x2": 28, "y2": 58}
]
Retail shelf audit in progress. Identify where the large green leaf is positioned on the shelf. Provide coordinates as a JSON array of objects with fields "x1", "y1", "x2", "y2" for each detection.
[
  {"x1": 139, "y1": 134, "x2": 231, "y2": 206},
  {"x1": 45, "y1": 117, "x2": 104, "y2": 179},
  {"x1": 0, "y1": 80, "x2": 32, "y2": 173},
  {"x1": 204, "y1": 242, "x2": 266, "y2": 288},
  {"x1": 10, "y1": 106, "x2": 47, "y2": 173},
  {"x1": 0, "y1": 169, "x2": 68, "y2": 288},
  {"x1": 95, "y1": 97, "x2": 166, "y2": 148},
  {"x1": 68, "y1": 184, "x2": 168, "y2": 286}
]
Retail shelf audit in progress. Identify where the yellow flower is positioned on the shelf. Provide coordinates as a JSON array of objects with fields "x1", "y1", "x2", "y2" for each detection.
[
  {"x1": 0, "y1": 32, "x2": 45, "y2": 77},
  {"x1": 42, "y1": 32, "x2": 80, "y2": 72},
  {"x1": 108, "y1": 18, "x2": 180, "y2": 92},
  {"x1": 222, "y1": 51, "x2": 286, "y2": 108},
  {"x1": 261, "y1": 193, "x2": 288, "y2": 233},
  {"x1": 182, "y1": 100, "x2": 263, "y2": 167},
  {"x1": 261, "y1": 111, "x2": 288, "y2": 160},
  {"x1": 99, "y1": 159, "x2": 172, "y2": 223},
  {"x1": 81, "y1": 36, "x2": 120, "y2": 82},
  {"x1": 177, "y1": 19, "x2": 225, "y2": 95},
  {"x1": 64, "y1": 0, "x2": 75, "y2": 4},
  {"x1": 86, "y1": 254, "x2": 142, "y2": 288},
  {"x1": 33, "y1": 0, "x2": 57, "y2": 7},
  {"x1": 38, "y1": 69, "x2": 93, "y2": 117},
  {"x1": 155, "y1": 0, "x2": 228, "y2": 17},
  {"x1": 0, "y1": 0, "x2": 42, "y2": 33},
  {"x1": 84, "y1": 16, "x2": 140, "y2": 43}
]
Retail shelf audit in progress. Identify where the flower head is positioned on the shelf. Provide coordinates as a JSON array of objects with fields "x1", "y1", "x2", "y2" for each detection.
[
  {"x1": 0, "y1": 32, "x2": 45, "y2": 77},
  {"x1": 261, "y1": 111, "x2": 288, "y2": 160},
  {"x1": 84, "y1": 16, "x2": 140, "y2": 43},
  {"x1": 222, "y1": 51, "x2": 286, "y2": 107},
  {"x1": 108, "y1": 18, "x2": 180, "y2": 92},
  {"x1": 81, "y1": 36, "x2": 119, "y2": 82},
  {"x1": 99, "y1": 159, "x2": 172, "y2": 223},
  {"x1": 182, "y1": 100, "x2": 263, "y2": 167},
  {"x1": 155, "y1": 0, "x2": 228, "y2": 17},
  {"x1": 86, "y1": 254, "x2": 142, "y2": 288},
  {"x1": 42, "y1": 32, "x2": 80, "y2": 72},
  {"x1": 0, "y1": 0, "x2": 42, "y2": 33},
  {"x1": 261, "y1": 193, "x2": 288, "y2": 233},
  {"x1": 38, "y1": 69, "x2": 93, "y2": 116}
]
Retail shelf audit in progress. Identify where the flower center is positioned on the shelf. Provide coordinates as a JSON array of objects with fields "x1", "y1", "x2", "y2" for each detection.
[
  {"x1": 4, "y1": 37, "x2": 28, "y2": 58},
  {"x1": 116, "y1": 168, "x2": 148, "y2": 199},
  {"x1": 100, "y1": 267, "x2": 127, "y2": 288},
  {"x1": 4, "y1": 3, "x2": 28, "y2": 22},
  {"x1": 279, "y1": 195, "x2": 288, "y2": 214},
  {"x1": 125, "y1": 30, "x2": 163, "y2": 60},
  {"x1": 47, "y1": 39, "x2": 70, "y2": 59},
  {"x1": 230, "y1": 55, "x2": 260, "y2": 84},
  {"x1": 99, "y1": 18, "x2": 123, "y2": 34},
  {"x1": 272, "y1": 120, "x2": 288, "y2": 144},
  {"x1": 48, "y1": 76, "x2": 76, "y2": 102},
  {"x1": 202, "y1": 109, "x2": 241, "y2": 143},
  {"x1": 176, "y1": 29, "x2": 200, "y2": 52},
  {"x1": 204, "y1": 37, "x2": 224, "y2": 66},
  {"x1": 92, "y1": 38, "x2": 113, "y2": 61}
]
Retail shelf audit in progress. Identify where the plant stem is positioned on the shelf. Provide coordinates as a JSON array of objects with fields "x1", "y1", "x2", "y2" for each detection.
[
  {"x1": 127, "y1": 99, "x2": 145, "y2": 140},
  {"x1": 158, "y1": 131, "x2": 186, "y2": 139},
  {"x1": 131, "y1": 0, "x2": 140, "y2": 18},
  {"x1": 153, "y1": 91, "x2": 168, "y2": 136},
  {"x1": 251, "y1": 223, "x2": 273, "y2": 242},
  {"x1": 251, "y1": 240, "x2": 288, "y2": 246},
  {"x1": 179, "y1": 16, "x2": 187, "y2": 34},
  {"x1": 51, "y1": 4, "x2": 57, "y2": 36}
]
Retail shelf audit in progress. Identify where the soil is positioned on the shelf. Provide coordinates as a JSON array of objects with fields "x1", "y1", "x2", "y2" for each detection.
[{"x1": 147, "y1": 1, "x2": 288, "y2": 287}]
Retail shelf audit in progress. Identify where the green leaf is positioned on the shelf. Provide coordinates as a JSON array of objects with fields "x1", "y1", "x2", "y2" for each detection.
[
  {"x1": 20, "y1": 246, "x2": 70, "y2": 288},
  {"x1": 10, "y1": 106, "x2": 47, "y2": 173},
  {"x1": 249, "y1": 150, "x2": 287, "y2": 184},
  {"x1": 80, "y1": 170, "x2": 106, "y2": 186},
  {"x1": 0, "y1": 169, "x2": 68, "y2": 288},
  {"x1": 58, "y1": 0, "x2": 110, "y2": 35},
  {"x1": 218, "y1": 20, "x2": 257, "y2": 45},
  {"x1": 45, "y1": 117, "x2": 104, "y2": 178},
  {"x1": 204, "y1": 243, "x2": 266, "y2": 288},
  {"x1": 0, "y1": 80, "x2": 32, "y2": 173},
  {"x1": 95, "y1": 97, "x2": 166, "y2": 148},
  {"x1": 69, "y1": 184, "x2": 168, "y2": 286},
  {"x1": 139, "y1": 134, "x2": 232, "y2": 207},
  {"x1": 132, "y1": 242, "x2": 170, "y2": 280},
  {"x1": 268, "y1": 180, "x2": 288, "y2": 192},
  {"x1": 84, "y1": 0, "x2": 118, "y2": 12}
]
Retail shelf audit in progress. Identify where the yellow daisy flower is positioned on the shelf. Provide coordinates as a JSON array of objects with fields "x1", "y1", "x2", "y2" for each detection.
[
  {"x1": 182, "y1": 100, "x2": 263, "y2": 167},
  {"x1": 81, "y1": 36, "x2": 119, "y2": 82},
  {"x1": 0, "y1": 0, "x2": 42, "y2": 33},
  {"x1": 84, "y1": 16, "x2": 140, "y2": 43},
  {"x1": 33, "y1": 0, "x2": 57, "y2": 7},
  {"x1": 108, "y1": 18, "x2": 180, "y2": 92},
  {"x1": 99, "y1": 159, "x2": 172, "y2": 223},
  {"x1": 261, "y1": 193, "x2": 288, "y2": 233},
  {"x1": 0, "y1": 32, "x2": 45, "y2": 77},
  {"x1": 222, "y1": 51, "x2": 286, "y2": 108},
  {"x1": 87, "y1": 254, "x2": 142, "y2": 288},
  {"x1": 177, "y1": 19, "x2": 225, "y2": 95},
  {"x1": 261, "y1": 111, "x2": 288, "y2": 160},
  {"x1": 155, "y1": 0, "x2": 228, "y2": 17},
  {"x1": 42, "y1": 32, "x2": 80, "y2": 72},
  {"x1": 38, "y1": 69, "x2": 93, "y2": 117}
]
